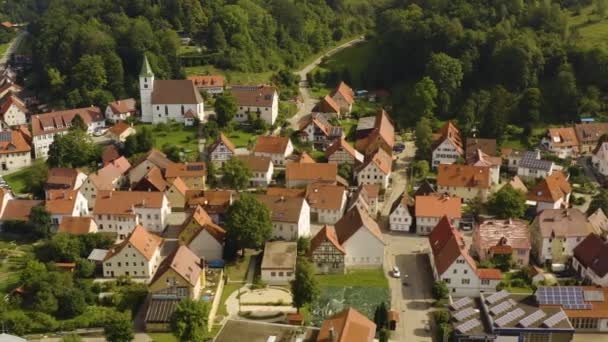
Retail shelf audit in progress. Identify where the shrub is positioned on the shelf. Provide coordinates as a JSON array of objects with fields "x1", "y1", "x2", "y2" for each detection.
[
  {"x1": 510, "y1": 279, "x2": 526, "y2": 288},
  {"x1": 432, "y1": 281, "x2": 449, "y2": 300},
  {"x1": 433, "y1": 310, "x2": 450, "y2": 325}
]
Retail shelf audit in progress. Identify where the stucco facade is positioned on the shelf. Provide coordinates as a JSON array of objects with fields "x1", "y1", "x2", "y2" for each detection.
[
  {"x1": 186, "y1": 229, "x2": 224, "y2": 262},
  {"x1": 104, "y1": 244, "x2": 161, "y2": 280},
  {"x1": 432, "y1": 139, "x2": 462, "y2": 168},
  {"x1": 356, "y1": 163, "x2": 390, "y2": 189},
  {"x1": 436, "y1": 185, "x2": 490, "y2": 202},
  {"x1": 342, "y1": 228, "x2": 384, "y2": 267},
  {"x1": 149, "y1": 268, "x2": 203, "y2": 300},
  {"x1": 389, "y1": 203, "x2": 412, "y2": 232}
]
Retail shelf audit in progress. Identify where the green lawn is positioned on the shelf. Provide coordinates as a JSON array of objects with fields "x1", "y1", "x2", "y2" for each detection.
[
  {"x1": 4, "y1": 166, "x2": 32, "y2": 194},
  {"x1": 217, "y1": 283, "x2": 242, "y2": 317},
  {"x1": 223, "y1": 129, "x2": 257, "y2": 149},
  {"x1": 318, "y1": 40, "x2": 376, "y2": 87},
  {"x1": 135, "y1": 123, "x2": 198, "y2": 159},
  {"x1": 315, "y1": 268, "x2": 388, "y2": 288},
  {"x1": 339, "y1": 119, "x2": 358, "y2": 142},
  {"x1": 0, "y1": 43, "x2": 10, "y2": 57},
  {"x1": 0, "y1": 235, "x2": 35, "y2": 294},
  {"x1": 225, "y1": 253, "x2": 255, "y2": 282},
  {"x1": 185, "y1": 65, "x2": 273, "y2": 85},
  {"x1": 568, "y1": 5, "x2": 608, "y2": 46}
]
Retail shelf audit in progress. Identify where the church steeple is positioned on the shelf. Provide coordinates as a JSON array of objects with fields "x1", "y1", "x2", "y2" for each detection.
[{"x1": 140, "y1": 54, "x2": 154, "y2": 77}]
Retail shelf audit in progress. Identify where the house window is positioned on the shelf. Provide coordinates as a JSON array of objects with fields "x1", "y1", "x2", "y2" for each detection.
[
  {"x1": 461, "y1": 279, "x2": 470, "y2": 285},
  {"x1": 481, "y1": 279, "x2": 490, "y2": 285},
  {"x1": 443, "y1": 278, "x2": 451, "y2": 284},
  {"x1": 271, "y1": 272, "x2": 276, "y2": 277}
]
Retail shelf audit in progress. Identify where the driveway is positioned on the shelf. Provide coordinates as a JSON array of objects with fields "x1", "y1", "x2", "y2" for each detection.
[
  {"x1": 288, "y1": 36, "x2": 365, "y2": 129},
  {"x1": 0, "y1": 30, "x2": 26, "y2": 67}
]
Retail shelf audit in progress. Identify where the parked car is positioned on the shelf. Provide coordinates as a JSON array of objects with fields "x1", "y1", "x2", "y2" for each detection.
[
  {"x1": 391, "y1": 266, "x2": 400, "y2": 278},
  {"x1": 393, "y1": 143, "x2": 405, "y2": 153}
]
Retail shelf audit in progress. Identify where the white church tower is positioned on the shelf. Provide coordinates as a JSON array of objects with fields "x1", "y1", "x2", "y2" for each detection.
[{"x1": 139, "y1": 55, "x2": 154, "y2": 123}]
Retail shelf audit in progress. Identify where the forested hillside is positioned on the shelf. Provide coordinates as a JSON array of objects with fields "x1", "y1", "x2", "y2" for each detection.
[
  {"x1": 362, "y1": 0, "x2": 608, "y2": 139},
  {"x1": 12, "y1": 0, "x2": 377, "y2": 108}
]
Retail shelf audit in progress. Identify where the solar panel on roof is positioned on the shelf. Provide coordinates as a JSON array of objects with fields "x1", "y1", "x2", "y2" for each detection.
[
  {"x1": 543, "y1": 311, "x2": 568, "y2": 328},
  {"x1": 583, "y1": 290, "x2": 605, "y2": 302},
  {"x1": 453, "y1": 307, "x2": 477, "y2": 321},
  {"x1": 485, "y1": 290, "x2": 509, "y2": 305},
  {"x1": 563, "y1": 304, "x2": 592, "y2": 310},
  {"x1": 518, "y1": 310, "x2": 546, "y2": 328},
  {"x1": 451, "y1": 297, "x2": 473, "y2": 311},
  {"x1": 536, "y1": 287, "x2": 585, "y2": 306},
  {"x1": 186, "y1": 165, "x2": 204, "y2": 171},
  {"x1": 490, "y1": 299, "x2": 516, "y2": 316},
  {"x1": 494, "y1": 308, "x2": 525, "y2": 327},
  {"x1": 0, "y1": 131, "x2": 11, "y2": 142},
  {"x1": 456, "y1": 318, "x2": 481, "y2": 334}
]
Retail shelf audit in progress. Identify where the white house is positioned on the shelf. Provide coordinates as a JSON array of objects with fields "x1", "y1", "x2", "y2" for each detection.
[
  {"x1": 178, "y1": 205, "x2": 226, "y2": 262},
  {"x1": 415, "y1": 194, "x2": 462, "y2": 235},
  {"x1": 93, "y1": 190, "x2": 171, "y2": 240},
  {"x1": 592, "y1": 141, "x2": 608, "y2": 176},
  {"x1": 261, "y1": 241, "x2": 296, "y2": 285},
  {"x1": 334, "y1": 206, "x2": 385, "y2": 267},
  {"x1": 235, "y1": 155, "x2": 273, "y2": 187},
  {"x1": 45, "y1": 190, "x2": 89, "y2": 226},
  {"x1": 0, "y1": 95, "x2": 27, "y2": 126},
  {"x1": 572, "y1": 233, "x2": 608, "y2": 287},
  {"x1": 431, "y1": 121, "x2": 464, "y2": 168},
  {"x1": 531, "y1": 208, "x2": 599, "y2": 265},
  {"x1": 347, "y1": 184, "x2": 380, "y2": 217},
  {"x1": 356, "y1": 148, "x2": 392, "y2": 189},
  {"x1": 31, "y1": 106, "x2": 105, "y2": 158},
  {"x1": 253, "y1": 136, "x2": 293, "y2": 166},
  {"x1": 0, "y1": 128, "x2": 31, "y2": 172},
  {"x1": 80, "y1": 156, "x2": 130, "y2": 210},
  {"x1": 103, "y1": 225, "x2": 162, "y2": 280},
  {"x1": 389, "y1": 193, "x2": 412, "y2": 232},
  {"x1": 436, "y1": 164, "x2": 492, "y2": 202},
  {"x1": 231, "y1": 85, "x2": 279, "y2": 125},
  {"x1": 305, "y1": 183, "x2": 347, "y2": 224},
  {"x1": 208, "y1": 133, "x2": 236, "y2": 166},
  {"x1": 326, "y1": 138, "x2": 364, "y2": 165},
  {"x1": 298, "y1": 113, "x2": 343, "y2": 147},
  {"x1": 527, "y1": 171, "x2": 571, "y2": 213},
  {"x1": 428, "y1": 216, "x2": 502, "y2": 296},
  {"x1": 517, "y1": 150, "x2": 554, "y2": 179},
  {"x1": 541, "y1": 127, "x2": 579, "y2": 159},
  {"x1": 105, "y1": 98, "x2": 137, "y2": 123},
  {"x1": 139, "y1": 55, "x2": 205, "y2": 124},
  {"x1": 254, "y1": 194, "x2": 310, "y2": 241}
]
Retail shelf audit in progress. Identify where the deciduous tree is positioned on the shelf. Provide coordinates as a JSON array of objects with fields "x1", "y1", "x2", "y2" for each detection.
[
  {"x1": 214, "y1": 91, "x2": 238, "y2": 126},
  {"x1": 221, "y1": 157, "x2": 252, "y2": 190},
  {"x1": 225, "y1": 194, "x2": 272, "y2": 253},
  {"x1": 291, "y1": 258, "x2": 319, "y2": 313},
  {"x1": 104, "y1": 311, "x2": 133, "y2": 342},
  {"x1": 170, "y1": 299, "x2": 209, "y2": 341}
]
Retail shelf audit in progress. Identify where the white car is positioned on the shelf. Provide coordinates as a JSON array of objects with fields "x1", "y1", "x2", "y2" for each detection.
[{"x1": 391, "y1": 266, "x2": 401, "y2": 278}]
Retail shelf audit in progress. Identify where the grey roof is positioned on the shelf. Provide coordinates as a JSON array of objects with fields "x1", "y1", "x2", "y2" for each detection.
[
  {"x1": 145, "y1": 298, "x2": 179, "y2": 323},
  {"x1": 356, "y1": 116, "x2": 376, "y2": 131},
  {"x1": 519, "y1": 151, "x2": 553, "y2": 171},
  {"x1": 87, "y1": 248, "x2": 109, "y2": 262}
]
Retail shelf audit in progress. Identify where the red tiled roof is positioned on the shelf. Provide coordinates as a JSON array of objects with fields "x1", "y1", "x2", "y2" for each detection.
[
  {"x1": 527, "y1": 171, "x2": 571, "y2": 203},
  {"x1": 315, "y1": 95, "x2": 340, "y2": 114},
  {"x1": 415, "y1": 194, "x2": 461, "y2": 219},
  {"x1": 107, "y1": 98, "x2": 136, "y2": 114},
  {"x1": 334, "y1": 206, "x2": 384, "y2": 245},
  {"x1": 326, "y1": 138, "x2": 359, "y2": 160},
  {"x1": 0, "y1": 129, "x2": 31, "y2": 154},
  {"x1": 188, "y1": 75, "x2": 225, "y2": 89},
  {"x1": 45, "y1": 190, "x2": 79, "y2": 214},
  {"x1": 208, "y1": 133, "x2": 236, "y2": 154},
  {"x1": 31, "y1": 107, "x2": 103, "y2": 136},
  {"x1": 432, "y1": 121, "x2": 463, "y2": 154},
  {"x1": 1, "y1": 200, "x2": 43, "y2": 221},
  {"x1": 231, "y1": 85, "x2": 277, "y2": 107},
  {"x1": 108, "y1": 121, "x2": 132, "y2": 136},
  {"x1": 150, "y1": 245, "x2": 202, "y2": 287},
  {"x1": 331, "y1": 82, "x2": 354, "y2": 105},
  {"x1": 477, "y1": 268, "x2": 502, "y2": 280},
  {"x1": 437, "y1": 164, "x2": 491, "y2": 189},
  {"x1": 309, "y1": 225, "x2": 346, "y2": 255},
  {"x1": 318, "y1": 308, "x2": 375, "y2": 342},
  {"x1": 254, "y1": 136, "x2": 290, "y2": 154},
  {"x1": 357, "y1": 148, "x2": 392, "y2": 175},
  {"x1": 573, "y1": 233, "x2": 608, "y2": 278},
  {"x1": 58, "y1": 217, "x2": 94, "y2": 235},
  {"x1": 105, "y1": 225, "x2": 162, "y2": 261},
  {"x1": 286, "y1": 163, "x2": 337, "y2": 183}
]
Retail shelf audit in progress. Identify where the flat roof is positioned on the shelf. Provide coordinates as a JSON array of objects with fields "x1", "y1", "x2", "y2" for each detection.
[
  {"x1": 215, "y1": 319, "x2": 319, "y2": 342},
  {"x1": 261, "y1": 241, "x2": 297, "y2": 270}
]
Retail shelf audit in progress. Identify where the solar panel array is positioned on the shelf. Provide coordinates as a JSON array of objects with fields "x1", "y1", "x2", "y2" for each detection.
[
  {"x1": 536, "y1": 287, "x2": 585, "y2": 306},
  {"x1": 485, "y1": 290, "x2": 509, "y2": 305},
  {"x1": 453, "y1": 307, "x2": 477, "y2": 321},
  {"x1": 518, "y1": 310, "x2": 547, "y2": 328},
  {"x1": 490, "y1": 299, "x2": 515, "y2": 316},
  {"x1": 0, "y1": 131, "x2": 11, "y2": 142},
  {"x1": 584, "y1": 290, "x2": 605, "y2": 302},
  {"x1": 456, "y1": 318, "x2": 481, "y2": 334},
  {"x1": 543, "y1": 311, "x2": 568, "y2": 328},
  {"x1": 186, "y1": 164, "x2": 204, "y2": 171},
  {"x1": 451, "y1": 297, "x2": 473, "y2": 311},
  {"x1": 563, "y1": 303, "x2": 592, "y2": 310},
  {"x1": 494, "y1": 308, "x2": 525, "y2": 327}
]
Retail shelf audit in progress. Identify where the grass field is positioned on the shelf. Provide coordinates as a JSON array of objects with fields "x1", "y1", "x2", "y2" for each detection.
[
  {"x1": 135, "y1": 123, "x2": 199, "y2": 159},
  {"x1": 4, "y1": 166, "x2": 32, "y2": 194},
  {"x1": 315, "y1": 268, "x2": 389, "y2": 288},
  {"x1": 0, "y1": 43, "x2": 10, "y2": 57},
  {"x1": 217, "y1": 283, "x2": 242, "y2": 317},
  {"x1": 316, "y1": 40, "x2": 376, "y2": 87},
  {"x1": 223, "y1": 129, "x2": 257, "y2": 149},
  {"x1": 310, "y1": 286, "x2": 390, "y2": 326},
  {"x1": 339, "y1": 119, "x2": 358, "y2": 142},
  {"x1": 0, "y1": 236, "x2": 35, "y2": 294},
  {"x1": 185, "y1": 65, "x2": 273, "y2": 85},
  {"x1": 568, "y1": 5, "x2": 608, "y2": 46}
]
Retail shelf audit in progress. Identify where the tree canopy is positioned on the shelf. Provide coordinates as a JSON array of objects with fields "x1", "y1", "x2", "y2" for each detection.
[
  {"x1": 170, "y1": 299, "x2": 209, "y2": 341},
  {"x1": 487, "y1": 184, "x2": 527, "y2": 219},
  {"x1": 225, "y1": 194, "x2": 272, "y2": 253},
  {"x1": 221, "y1": 157, "x2": 252, "y2": 190},
  {"x1": 291, "y1": 257, "x2": 319, "y2": 313}
]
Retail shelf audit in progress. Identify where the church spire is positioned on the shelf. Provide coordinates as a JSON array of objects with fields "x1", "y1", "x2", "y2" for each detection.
[{"x1": 140, "y1": 54, "x2": 154, "y2": 77}]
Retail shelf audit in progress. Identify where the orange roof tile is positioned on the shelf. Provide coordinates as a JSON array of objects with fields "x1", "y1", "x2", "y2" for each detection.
[
  {"x1": 58, "y1": 216, "x2": 94, "y2": 235},
  {"x1": 208, "y1": 133, "x2": 236, "y2": 154},
  {"x1": 305, "y1": 183, "x2": 346, "y2": 210},
  {"x1": 357, "y1": 148, "x2": 392, "y2": 175},
  {"x1": 477, "y1": 268, "x2": 502, "y2": 279},
  {"x1": 108, "y1": 121, "x2": 132, "y2": 136},
  {"x1": 150, "y1": 245, "x2": 203, "y2": 287},
  {"x1": 94, "y1": 190, "x2": 165, "y2": 215},
  {"x1": 107, "y1": 98, "x2": 136, "y2": 114},
  {"x1": 547, "y1": 127, "x2": 579, "y2": 148},
  {"x1": 315, "y1": 95, "x2": 340, "y2": 114},
  {"x1": 235, "y1": 155, "x2": 272, "y2": 172},
  {"x1": 105, "y1": 225, "x2": 162, "y2": 261},
  {"x1": 188, "y1": 75, "x2": 225, "y2": 89},
  {"x1": 45, "y1": 190, "x2": 79, "y2": 214},
  {"x1": 415, "y1": 194, "x2": 461, "y2": 219},
  {"x1": 165, "y1": 162, "x2": 206, "y2": 179},
  {"x1": 331, "y1": 82, "x2": 354, "y2": 105},
  {"x1": 31, "y1": 107, "x2": 103, "y2": 136},
  {"x1": 317, "y1": 308, "x2": 375, "y2": 342},
  {"x1": 179, "y1": 205, "x2": 226, "y2": 245},
  {"x1": 437, "y1": 164, "x2": 491, "y2": 189},
  {"x1": 169, "y1": 177, "x2": 189, "y2": 195},
  {"x1": 265, "y1": 187, "x2": 305, "y2": 198},
  {"x1": 286, "y1": 163, "x2": 337, "y2": 183},
  {"x1": 432, "y1": 121, "x2": 463, "y2": 154},
  {"x1": 334, "y1": 206, "x2": 384, "y2": 245},
  {"x1": 325, "y1": 138, "x2": 360, "y2": 161},
  {"x1": 1, "y1": 200, "x2": 43, "y2": 221},
  {"x1": 309, "y1": 225, "x2": 346, "y2": 255},
  {"x1": 253, "y1": 136, "x2": 291, "y2": 154},
  {"x1": 0, "y1": 129, "x2": 31, "y2": 154},
  {"x1": 527, "y1": 171, "x2": 571, "y2": 203}
]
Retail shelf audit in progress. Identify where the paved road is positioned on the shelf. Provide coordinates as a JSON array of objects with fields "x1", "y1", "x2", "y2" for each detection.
[
  {"x1": 0, "y1": 30, "x2": 26, "y2": 66},
  {"x1": 288, "y1": 36, "x2": 365, "y2": 129}
]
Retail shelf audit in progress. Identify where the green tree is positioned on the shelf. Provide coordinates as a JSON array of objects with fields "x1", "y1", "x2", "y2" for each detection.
[
  {"x1": 338, "y1": 163, "x2": 353, "y2": 183},
  {"x1": 588, "y1": 189, "x2": 608, "y2": 215},
  {"x1": 28, "y1": 206, "x2": 52, "y2": 239},
  {"x1": 373, "y1": 302, "x2": 389, "y2": 330},
  {"x1": 412, "y1": 160, "x2": 429, "y2": 179},
  {"x1": 291, "y1": 258, "x2": 319, "y2": 313},
  {"x1": 70, "y1": 114, "x2": 88, "y2": 132},
  {"x1": 221, "y1": 157, "x2": 252, "y2": 190},
  {"x1": 491, "y1": 253, "x2": 513, "y2": 272},
  {"x1": 596, "y1": 0, "x2": 608, "y2": 19},
  {"x1": 24, "y1": 160, "x2": 48, "y2": 197},
  {"x1": 297, "y1": 236, "x2": 310, "y2": 256},
  {"x1": 225, "y1": 194, "x2": 273, "y2": 253},
  {"x1": 47, "y1": 129, "x2": 98, "y2": 168},
  {"x1": 487, "y1": 184, "x2": 526, "y2": 219},
  {"x1": 170, "y1": 299, "x2": 210, "y2": 341},
  {"x1": 214, "y1": 91, "x2": 238, "y2": 126},
  {"x1": 62, "y1": 334, "x2": 83, "y2": 342},
  {"x1": 104, "y1": 311, "x2": 133, "y2": 342},
  {"x1": 72, "y1": 54, "x2": 107, "y2": 91},
  {"x1": 518, "y1": 88, "x2": 541, "y2": 125},
  {"x1": 407, "y1": 77, "x2": 437, "y2": 119},
  {"x1": 415, "y1": 116, "x2": 433, "y2": 161},
  {"x1": 432, "y1": 280, "x2": 449, "y2": 299}
]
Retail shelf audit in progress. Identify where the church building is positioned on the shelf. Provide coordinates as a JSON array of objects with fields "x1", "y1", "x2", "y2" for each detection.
[{"x1": 139, "y1": 55, "x2": 205, "y2": 125}]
